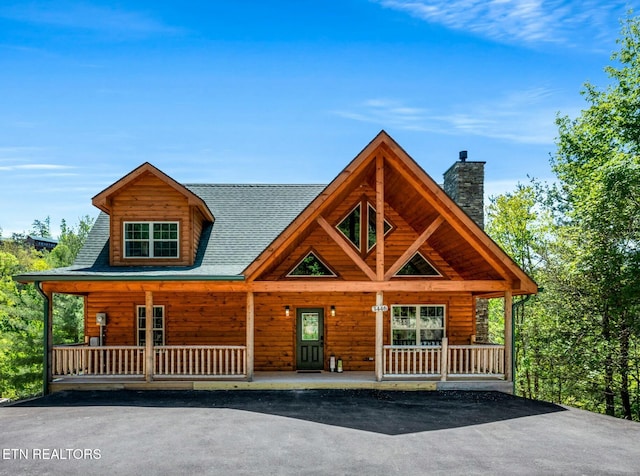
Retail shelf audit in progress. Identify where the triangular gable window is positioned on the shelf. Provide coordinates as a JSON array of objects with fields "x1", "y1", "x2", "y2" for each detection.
[
  {"x1": 396, "y1": 253, "x2": 441, "y2": 277},
  {"x1": 337, "y1": 203, "x2": 361, "y2": 249},
  {"x1": 337, "y1": 201, "x2": 393, "y2": 255},
  {"x1": 288, "y1": 251, "x2": 336, "y2": 277},
  {"x1": 367, "y1": 204, "x2": 392, "y2": 251}
]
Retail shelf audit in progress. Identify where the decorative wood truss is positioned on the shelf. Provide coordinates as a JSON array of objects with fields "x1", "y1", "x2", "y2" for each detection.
[{"x1": 243, "y1": 131, "x2": 537, "y2": 297}]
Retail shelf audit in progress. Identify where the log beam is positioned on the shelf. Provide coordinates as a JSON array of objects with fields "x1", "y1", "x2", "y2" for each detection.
[
  {"x1": 316, "y1": 216, "x2": 376, "y2": 281},
  {"x1": 384, "y1": 216, "x2": 445, "y2": 280},
  {"x1": 376, "y1": 154, "x2": 385, "y2": 281},
  {"x1": 40, "y1": 279, "x2": 514, "y2": 294}
]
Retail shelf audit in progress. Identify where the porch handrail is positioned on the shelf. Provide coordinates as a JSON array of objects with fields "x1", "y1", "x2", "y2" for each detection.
[
  {"x1": 52, "y1": 346, "x2": 144, "y2": 376},
  {"x1": 448, "y1": 344, "x2": 505, "y2": 376},
  {"x1": 383, "y1": 345, "x2": 442, "y2": 376},
  {"x1": 154, "y1": 345, "x2": 246, "y2": 377},
  {"x1": 383, "y1": 342, "x2": 505, "y2": 379},
  {"x1": 52, "y1": 344, "x2": 247, "y2": 378}
]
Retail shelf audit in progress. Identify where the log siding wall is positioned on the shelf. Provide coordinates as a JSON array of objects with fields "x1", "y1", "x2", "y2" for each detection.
[{"x1": 85, "y1": 292, "x2": 246, "y2": 347}]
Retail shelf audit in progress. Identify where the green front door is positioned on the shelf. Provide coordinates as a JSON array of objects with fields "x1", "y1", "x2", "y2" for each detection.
[{"x1": 296, "y1": 308, "x2": 324, "y2": 370}]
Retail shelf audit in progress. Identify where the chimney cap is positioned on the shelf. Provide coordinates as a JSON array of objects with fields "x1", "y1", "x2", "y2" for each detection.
[{"x1": 459, "y1": 150, "x2": 468, "y2": 162}]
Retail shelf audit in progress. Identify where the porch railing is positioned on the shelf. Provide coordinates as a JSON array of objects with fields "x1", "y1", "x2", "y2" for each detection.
[
  {"x1": 448, "y1": 344, "x2": 505, "y2": 376},
  {"x1": 383, "y1": 345, "x2": 442, "y2": 376},
  {"x1": 154, "y1": 345, "x2": 246, "y2": 376},
  {"x1": 52, "y1": 345, "x2": 246, "y2": 378},
  {"x1": 383, "y1": 340, "x2": 505, "y2": 379},
  {"x1": 52, "y1": 346, "x2": 144, "y2": 376}
]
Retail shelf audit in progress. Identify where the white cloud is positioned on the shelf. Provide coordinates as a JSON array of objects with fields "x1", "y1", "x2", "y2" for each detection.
[
  {"x1": 0, "y1": 163, "x2": 74, "y2": 171},
  {"x1": 333, "y1": 87, "x2": 566, "y2": 144},
  {"x1": 373, "y1": 0, "x2": 628, "y2": 48},
  {"x1": 0, "y1": 1, "x2": 182, "y2": 38}
]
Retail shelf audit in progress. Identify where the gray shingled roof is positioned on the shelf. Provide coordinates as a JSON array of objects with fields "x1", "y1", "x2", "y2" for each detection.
[{"x1": 22, "y1": 184, "x2": 326, "y2": 280}]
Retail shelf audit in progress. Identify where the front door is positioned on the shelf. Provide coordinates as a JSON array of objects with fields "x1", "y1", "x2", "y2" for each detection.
[{"x1": 296, "y1": 308, "x2": 324, "y2": 370}]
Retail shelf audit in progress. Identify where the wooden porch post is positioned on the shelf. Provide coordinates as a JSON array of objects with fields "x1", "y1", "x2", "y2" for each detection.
[
  {"x1": 35, "y1": 283, "x2": 53, "y2": 394},
  {"x1": 440, "y1": 337, "x2": 448, "y2": 381},
  {"x1": 46, "y1": 291, "x2": 53, "y2": 388},
  {"x1": 246, "y1": 291, "x2": 254, "y2": 381},
  {"x1": 375, "y1": 154, "x2": 385, "y2": 382},
  {"x1": 145, "y1": 291, "x2": 154, "y2": 382},
  {"x1": 504, "y1": 290, "x2": 513, "y2": 382},
  {"x1": 375, "y1": 291, "x2": 384, "y2": 381}
]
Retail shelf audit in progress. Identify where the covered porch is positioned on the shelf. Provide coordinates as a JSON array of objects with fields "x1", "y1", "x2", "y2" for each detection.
[
  {"x1": 49, "y1": 340, "x2": 508, "y2": 392},
  {"x1": 39, "y1": 283, "x2": 516, "y2": 394}
]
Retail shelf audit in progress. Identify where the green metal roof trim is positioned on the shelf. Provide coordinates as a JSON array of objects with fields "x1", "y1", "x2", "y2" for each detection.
[{"x1": 16, "y1": 184, "x2": 326, "y2": 282}]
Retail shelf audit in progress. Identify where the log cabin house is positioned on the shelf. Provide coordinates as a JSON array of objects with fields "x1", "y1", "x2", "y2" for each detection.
[{"x1": 17, "y1": 131, "x2": 537, "y2": 393}]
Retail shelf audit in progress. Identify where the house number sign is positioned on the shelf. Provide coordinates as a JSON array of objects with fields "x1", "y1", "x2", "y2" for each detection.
[{"x1": 371, "y1": 305, "x2": 389, "y2": 312}]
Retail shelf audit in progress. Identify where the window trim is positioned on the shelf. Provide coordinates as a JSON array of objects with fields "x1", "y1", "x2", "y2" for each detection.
[
  {"x1": 136, "y1": 305, "x2": 165, "y2": 346},
  {"x1": 123, "y1": 221, "x2": 180, "y2": 259},
  {"x1": 390, "y1": 304, "x2": 446, "y2": 346}
]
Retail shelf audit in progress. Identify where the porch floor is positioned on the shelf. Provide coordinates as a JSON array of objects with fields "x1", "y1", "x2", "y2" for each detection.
[{"x1": 50, "y1": 371, "x2": 512, "y2": 394}]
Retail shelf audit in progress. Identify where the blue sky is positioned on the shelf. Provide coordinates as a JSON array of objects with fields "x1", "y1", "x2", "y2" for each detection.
[{"x1": 0, "y1": 0, "x2": 633, "y2": 237}]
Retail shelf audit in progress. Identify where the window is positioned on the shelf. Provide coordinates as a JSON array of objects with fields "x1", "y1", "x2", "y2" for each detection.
[
  {"x1": 137, "y1": 305, "x2": 165, "y2": 346},
  {"x1": 391, "y1": 305, "x2": 445, "y2": 345},
  {"x1": 395, "y1": 252, "x2": 441, "y2": 276},
  {"x1": 124, "y1": 222, "x2": 179, "y2": 258},
  {"x1": 287, "y1": 251, "x2": 336, "y2": 277},
  {"x1": 367, "y1": 204, "x2": 392, "y2": 251},
  {"x1": 336, "y1": 200, "x2": 392, "y2": 255},
  {"x1": 337, "y1": 203, "x2": 361, "y2": 249}
]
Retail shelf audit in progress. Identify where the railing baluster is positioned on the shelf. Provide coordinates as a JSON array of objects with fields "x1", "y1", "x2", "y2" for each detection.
[
  {"x1": 381, "y1": 344, "x2": 505, "y2": 379},
  {"x1": 51, "y1": 345, "x2": 247, "y2": 378}
]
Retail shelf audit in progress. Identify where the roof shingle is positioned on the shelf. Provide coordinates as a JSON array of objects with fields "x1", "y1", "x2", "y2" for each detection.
[{"x1": 34, "y1": 184, "x2": 326, "y2": 279}]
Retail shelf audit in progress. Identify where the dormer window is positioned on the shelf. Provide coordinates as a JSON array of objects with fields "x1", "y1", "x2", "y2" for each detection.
[{"x1": 124, "y1": 222, "x2": 179, "y2": 258}]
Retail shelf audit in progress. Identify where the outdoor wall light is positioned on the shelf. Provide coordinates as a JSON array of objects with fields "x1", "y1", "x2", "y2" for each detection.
[
  {"x1": 285, "y1": 305, "x2": 290, "y2": 317},
  {"x1": 331, "y1": 305, "x2": 336, "y2": 317}
]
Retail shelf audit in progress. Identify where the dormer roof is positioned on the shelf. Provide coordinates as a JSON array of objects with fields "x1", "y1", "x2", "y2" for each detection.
[{"x1": 91, "y1": 162, "x2": 214, "y2": 222}]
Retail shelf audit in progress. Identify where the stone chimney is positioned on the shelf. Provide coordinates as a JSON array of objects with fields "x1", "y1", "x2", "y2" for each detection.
[
  {"x1": 442, "y1": 151, "x2": 489, "y2": 343},
  {"x1": 442, "y1": 151, "x2": 486, "y2": 229}
]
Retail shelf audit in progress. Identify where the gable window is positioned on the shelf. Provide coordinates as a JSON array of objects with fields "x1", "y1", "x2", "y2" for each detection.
[
  {"x1": 137, "y1": 305, "x2": 164, "y2": 346},
  {"x1": 124, "y1": 222, "x2": 179, "y2": 258},
  {"x1": 337, "y1": 203, "x2": 361, "y2": 249},
  {"x1": 367, "y1": 204, "x2": 392, "y2": 251},
  {"x1": 391, "y1": 305, "x2": 445, "y2": 346},
  {"x1": 287, "y1": 251, "x2": 336, "y2": 277},
  {"x1": 395, "y1": 252, "x2": 441, "y2": 277},
  {"x1": 336, "y1": 200, "x2": 392, "y2": 255}
]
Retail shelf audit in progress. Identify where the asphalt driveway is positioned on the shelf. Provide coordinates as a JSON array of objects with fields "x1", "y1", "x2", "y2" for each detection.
[{"x1": 1, "y1": 390, "x2": 639, "y2": 475}]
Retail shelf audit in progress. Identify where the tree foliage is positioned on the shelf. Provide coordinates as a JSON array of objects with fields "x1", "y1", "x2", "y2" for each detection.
[
  {"x1": 553, "y1": 15, "x2": 640, "y2": 420},
  {"x1": 486, "y1": 16, "x2": 640, "y2": 420},
  {"x1": 0, "y1": 216, "x2": 93, "y2": 400}
]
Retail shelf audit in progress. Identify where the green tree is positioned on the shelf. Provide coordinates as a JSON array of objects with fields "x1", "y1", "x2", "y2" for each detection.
[
  {"x1": 486, "y1": 185, "x2": 556, "y2": 400},
  {"x1": 554, "y1": 15, "x2": 640, "y2": 419},
  {"x1": 0, "y1": 216, "x2": 94, "y2": 399},
  {"x1": 0, "y1": 245, "x2": 49, "y2": 400},
  {"x1": 30, "y1": 217, "x2": 51, "y2": 238}
]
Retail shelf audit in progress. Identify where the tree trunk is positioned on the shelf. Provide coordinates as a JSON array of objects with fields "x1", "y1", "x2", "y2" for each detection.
[
  {"x1": 620, "y1": 320, "x2": 632, "y2": 420},
  {"x1": 603, "y1": 306, "x2": 615, "y2": 416}
]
